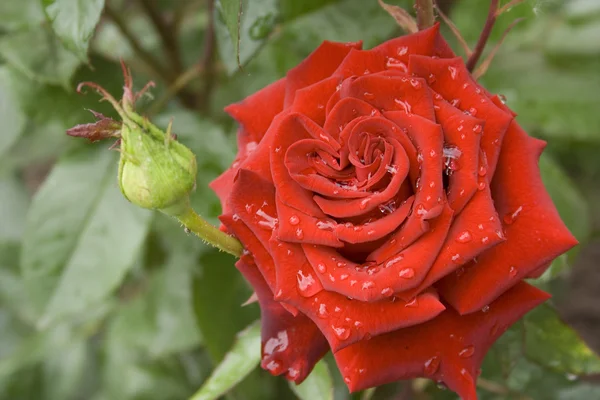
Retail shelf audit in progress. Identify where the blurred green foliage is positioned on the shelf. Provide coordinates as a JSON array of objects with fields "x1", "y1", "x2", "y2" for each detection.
[{"x1": 0, "y1": 0, "x2": 599, "y2": 399}]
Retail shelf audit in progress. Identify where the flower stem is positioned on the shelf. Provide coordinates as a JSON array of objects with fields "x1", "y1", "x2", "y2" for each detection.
[
  {"x1": 415, "y1": 0, "x2": 435, "y2": 30},
  {"x1": 466, "y1": 0, "x2": 499, "y2": 72},
  {"x1": 174, "y1": 204, "x2": 244, "y2": 257}
]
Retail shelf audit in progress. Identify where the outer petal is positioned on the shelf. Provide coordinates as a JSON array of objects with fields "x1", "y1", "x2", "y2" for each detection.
[
  {"x1": 285, "y1": 41, "x2": 362, "y2": 107},
  {"x1": 333, "y1": 282, "x2": 550, "y2": 399},
  {"x1": 236, "y1": 255, "x2": 329, "y2": 383},
  {"x1": 271, "y1": 240, "x2": 445, "y2": 352},
  {"x1": 437, "y1": 122, "x2": 578, "y2": 314},
  {"x1": 225, "y1": 78, "x2": 287, "y2": 142}
]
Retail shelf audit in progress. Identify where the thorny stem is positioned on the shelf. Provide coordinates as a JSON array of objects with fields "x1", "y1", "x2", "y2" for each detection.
[
  {"x1": 415, "y1": 0, "x2": 435, "y2": 30},
  {"x1": 139, "y1": 0, "x2": 183, "y2": 74},
  {"x1": 175, "y1": 203, "x2": 244, "y2": 257},
  {"x1": 466, "y1": 0, "x2": 499, "y2": 72}
]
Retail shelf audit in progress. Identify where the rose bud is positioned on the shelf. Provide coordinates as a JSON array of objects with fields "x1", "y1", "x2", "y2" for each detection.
[{"x1": 212, "y1": 24, "x2": 578, "y2": 398}]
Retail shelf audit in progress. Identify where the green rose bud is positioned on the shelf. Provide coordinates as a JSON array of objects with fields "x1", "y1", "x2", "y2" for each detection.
[{"x1": 118, "y1": 113, "x2": 197, "y2": 216}]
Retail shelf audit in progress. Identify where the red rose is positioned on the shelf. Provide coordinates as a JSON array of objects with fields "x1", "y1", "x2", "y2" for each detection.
[{"x1": 211, "y1": 24, "x2": 577, "y2": 399}]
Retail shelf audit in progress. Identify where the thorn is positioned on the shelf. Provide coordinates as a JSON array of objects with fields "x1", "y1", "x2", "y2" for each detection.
[
  {"x1": 434, "y1": 2, "x2": 472, "y2": 56},
  {"x1": 241, "y1": 292, "x2": 258, "y2": 307},
  {"x1": 108, "y1": 138, "x2": 122, "y2": 150},
  {"x1": 164, "y1": 118, "x2": 174, "y2": 147},
  {"x1": 473, "y1": 18, "x2": 524, "y2": 80}
]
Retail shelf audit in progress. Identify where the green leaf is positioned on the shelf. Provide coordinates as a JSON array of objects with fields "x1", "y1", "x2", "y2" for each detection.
[
  {"x1": 43, "y1": 0, "x2": 106, "y2": 62},
  {"x1": 20, "y1": 146, "x2": 152, "y2": 326},
  {"x1": 192, "y1": 249, "x2": 257, "y2": 362},
  {"x1": 0, "y1": 67, "x2": 26, "y2": 158},
  {"x1": 189, "y1": 320, "x2": 261, "y2": 400},
  {"x1": 108, "y1": 248, "x2": 202, "y2": 358},
  {"x1": 522, "y1": 304, "x2": 600, "y2": 376},
  {"x1": 215, "y1": 0, "x2": 279, "y2": 73},
  {"x1": 41, "y1": 338, "x2": 88, "y2": 400},
  {"x1": 289, "y1": 360, "x2": 334, "y2": 400},
  {"x1": 0, "y1": 24, "x2": 81, "y2": 87},
  {"x1": 0, "y1": 175, "x2": 29, "y2": 243},
  {"x1": 216, "y1": 0, "x2": 242, "y2": 67},
  {"x1": 0, "y1": 0, "x2": 45, "y2": 31}
]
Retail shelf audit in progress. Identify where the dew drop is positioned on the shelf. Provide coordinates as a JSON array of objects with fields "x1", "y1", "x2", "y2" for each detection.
[
  {"x1": 394, "y1": 98, "x2": 412, "y2": 114},
  {"x1": 397, "y1": 46, "x2": 408, "y2": 56},
  {"x1": 340, "y1": 274, "x2": 349, "y2": 280},
  {"x1": 317, "y1": 263, "x2": 327, "y2": 273},
  {"x1": 448, "y1": 66, "x2": 458, "y2": 79},
  {"x1": 424, "y1": 356, "x2": 440, "y2": 375},
  {"x1": 473, "y1": 124, "x2": 483, "y2": 134},
  {"x1": 381, "y1": 287, "x2": 394, "y2": 297},
  {"x1": 459, "y1": 345, "x2": 475, "y2": 358},
  {"x1": 410, "y1": 78, "x2": 422, "y2": 89},
  {"x1": 359, "y1": 198, "x2": 371, "y2": 210},
  {"x1": 478, "y1": 165, "x2": 487, "y2": 176},
  {"x1": 427, "y1": 73, "x2": 436, "y2": 84},
  {"x1": 468, "y1": 107, "x2": 478, "y2": 116},
  {"x1": 478, "y1": 181, "x2": 486, "y2": 191},
  {"x1": 295, "y1": 228, "x2": 304, "y2": 239},
  {"x1": 332, "y1": 325, "x2": 351, "y2": 340},
  {"x1": 456, "y1": 231, "x2": 472, "y2": 243},
  {"x1": 509, "y1": 265, "x2": 518, "y2": 278},
  {"x1": 451, "y1": 253, "x2": 461, "y2": 263},
  {"x1": 481, "y1": 236, "x2": 489, "y2": 244},
  {"x1": 289, "y1": 215, "x2": 300, "y2": 225},
  {"x1": 232, "y1": 213, "x2": 240, "y2": 221},
  {"x1": 363, "y1": 92, "x2": 375, "y2": 100},
  {"x1": 399, "y1": 268, "x2": 415, "y2": 279},
  {"x1": 503, "y1": 206, "x2": 523, "y2": 225},
  {"x1": 296, "y1": 270, "x2": 317, "y2": 296},
  {"x1": 362, "y1": 281, "x2": 375, "y2": 290},
  {"x1": 481, "y1": 305, "x2": 490, "y2": 313},
  {"x1": 405, "y1": 297, "x2": 419, "y2": 307},
  {"x1": 318, "y1": 303, "x2": 328, "y2": 318}
]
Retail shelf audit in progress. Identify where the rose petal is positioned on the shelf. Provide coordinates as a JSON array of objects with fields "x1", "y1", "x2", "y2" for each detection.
[
  {"x1": 432, "y1": 94, "x2": 484, "y2": 214},
  {"x1": 285, "y1": 41, "x2": 362, "y2": 107},
  {"x1": 225, "y1": 78, "x2": 287, "y2": 142},
  {"x1": 236, "y1": 255, "x2": 329, "y2": 383},
  {"x1": 271, "y1": 238, "x2": 446, "y2": 352},
  {"x1": 399, "y1": 187, "x2": 504, "y2": 300},
  {"x1": 408, "y1": 56, "x2": 513, "y2": 178},
  {"x1": 292, "y1": 76, "x2": 342, "y2": 127},
  {"x1": 303, "y1": 204, "x2": 452, "y2": 301},
  {"x1": 437, "y1": 122, "x2": 578, "y2": 314},
  {"x1": 333, "y1": 282, "x2": 550, "y2": 398}
]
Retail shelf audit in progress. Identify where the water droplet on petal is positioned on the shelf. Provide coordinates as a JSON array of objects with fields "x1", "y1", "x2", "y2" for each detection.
[
  {"x1": 459, "y1": 345, "x2": 475, "y2": 358},
  {"x1": 410, "y1": 78, "x2": 422, "y2": 89},
  {"x1": 481, "y1": 305, "x2": 490, "y2": 313},
  {"x1": 473, "y1": 124, "x2": 483, "y2": 134},
  {"x1": 503, "y1": 206, "x2": 523, "y2": 225},
  {"x1": 232, "y1": 213, "x2": 240, "y2": 221},
  {"x1": 394, "y1": 98, "x2": 412, "y2": 114},
  {"x1": 397, "y1": 46, "x2": 408, "y2": 56},
  {"x1": 295, "y1": 228, "x2": 304, "y2": 239},
  {"x1": 427, "y1": 73, "x2": 436, "y2": 84},
  {"x1": 451, "y1": 253, "x2": 461, "y2": 263},
  {"x1": 296, "y1": 271, "x2": 318, "y2": 296},
  {"x1": 363, "y1": 92, "x2": 375, "y2": 100},
  {"x1": 448, "y1": 66, "x2": 458, "y2": 79},
  {"x1": 456, "y1": 231, "x2": 472, "y2": 243},
  {"x1": 359, "y1": 198, "x2": 371, "y2": 210},
  {"x1": 399, "y1": 268, "x2": 415, "y2": 279},
  {"x1": 478, "y1": 181, "x2": 486, "y2": 191},
  {"x1": 509, "y1": 265, "x2": 518, "y2": 278},
  {"x1": 318, "y1": 303, "x2": 328, "y2": 318},
  {"x1": 289, "y1": 215, "x2": 300, "y2": 225},
  {"x1": 424, "y1": 356, "x2": 440, "y2": 375},
  {"x1": 317, "y1": 263, "x2": 327, "y2": 273},
  {"x1": 362, "y1": 281, "x2": 375, "y2": 290},
  {"x1": 333, "y1": 325, "x2": 351, "y2": 340},
  {"x1": 405, "y1": 297, "x2": 419, "y2": 307},
  {"x1": 381, "y1": 287, "x2": 394, "y2": 297}
]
